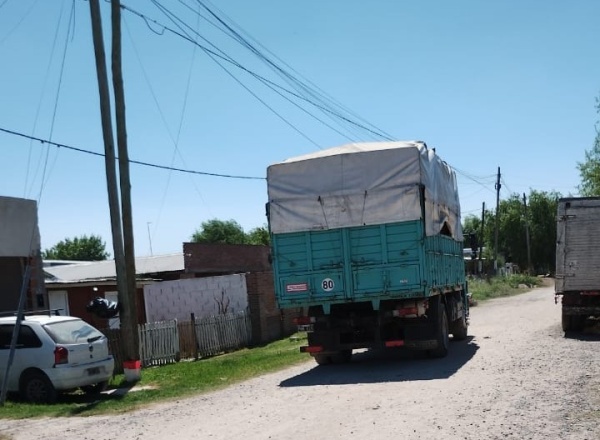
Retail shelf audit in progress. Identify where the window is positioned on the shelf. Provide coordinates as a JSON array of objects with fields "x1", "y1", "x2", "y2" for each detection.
[
  {"x1": 43, "y1": 319, "x2": 104, "y2": 344},
  {"x1": 0, "y1": 324, "x2": 42, "y2": 349}
]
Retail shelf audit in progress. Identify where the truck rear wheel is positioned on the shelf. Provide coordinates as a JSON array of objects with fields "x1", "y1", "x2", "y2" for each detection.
[
  {"x1": 313, "y1": 350, "x2": 352, "y2": 366},
  {"x1": 429, "y1": 299, "x2": 449, "y2": 358},
  {"x1": 450, "y1": 315, "x2": 468, "y2": 341}
]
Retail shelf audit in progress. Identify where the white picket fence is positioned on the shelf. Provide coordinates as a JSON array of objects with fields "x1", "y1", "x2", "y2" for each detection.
[
  {"x1": 136, "y1": 311, "x2": 252, "y2": 367},
  {"x1": 138, "y1": 319, "x2": 180, "y2": 367},
  {"x1": 195, "y1": 311, "x2": 253, "y2": 358}
]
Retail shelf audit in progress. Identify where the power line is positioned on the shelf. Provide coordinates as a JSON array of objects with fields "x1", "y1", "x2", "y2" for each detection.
[
  {"x1": 0, "y1": 126, "x2": 265, "y2": 180},
  {"x1": 189, "y1": 0, "x2": 394, "y2": 141},
  {"x1": 146, "y1": 0, "x2": 325, "y2": 148},
  {"x1": 121, "y1": 1, "x2": 393, "y2": 142},
  {"x1": 36, "y1": 0, "x2": 76, "y2": 204}
]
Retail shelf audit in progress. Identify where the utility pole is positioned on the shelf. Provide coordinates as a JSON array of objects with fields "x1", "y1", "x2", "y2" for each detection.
[
  {"x1": 88, "y1": 0, "x2": 127, "y2": 322},
  {"x1": 523, "y1": 193, "x2": 532, "y2": 274},
  {"x1": 89, "y1": 0, "x2": 139, "y2": 377},
  {"x1": 479, "y1": 201, "x2": 485, "y2": 275},
  {"x1": 494, "y1": 167, "x2": 501, "y2": 275},
  {"x1": 111, "y1": 0, "x2": 140, "y2": 368}
]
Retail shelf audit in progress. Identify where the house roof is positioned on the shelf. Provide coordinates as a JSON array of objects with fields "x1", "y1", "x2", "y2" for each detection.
[{"x1": 44, "y1": 253, "x2": 184, "y2": 283}]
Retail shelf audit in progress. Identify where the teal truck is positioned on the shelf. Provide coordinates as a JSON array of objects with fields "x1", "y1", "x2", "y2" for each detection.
[{"x1": 266, "y1": 141, "x2": 468, "y2": 364}]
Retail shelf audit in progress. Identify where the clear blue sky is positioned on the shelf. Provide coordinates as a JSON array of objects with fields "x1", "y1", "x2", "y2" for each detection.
[{"x1": 1, "y1": 0, "x2": 598, "y2": 257}]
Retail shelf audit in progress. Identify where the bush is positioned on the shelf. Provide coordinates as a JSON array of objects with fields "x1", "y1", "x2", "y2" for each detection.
[{"x1": 469, "y1": 275, "x2": 540, "y2": 302}]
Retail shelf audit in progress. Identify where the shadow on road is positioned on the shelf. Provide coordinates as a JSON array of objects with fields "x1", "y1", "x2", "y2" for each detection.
[{"x1": 279, "y1": 337, "x2": 479, "y2": 388}]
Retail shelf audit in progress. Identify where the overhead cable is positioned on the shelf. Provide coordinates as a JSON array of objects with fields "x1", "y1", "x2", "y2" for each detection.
[
  {"x1": 121, "y1": 1, "x2": 393, "y2": 141},
  {"x1": 0, "y1": 126, "x2": 265, "y2": 180}
]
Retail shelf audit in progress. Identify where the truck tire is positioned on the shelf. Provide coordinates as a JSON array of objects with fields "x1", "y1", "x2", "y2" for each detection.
[
  {"x1": 313, "y1": 354, "x2": 331, "y2": 366},
  {"x1": 313, "y1": 350, "x2": 352, "y2": 366},
  {"x1": 562, "y1": 311, "x2": 584, "y2": 332},
  {"x1": 429, "y1": 299, "x2": 449, "y2": 358},
  {"x1": 450, "y1": 315, "x2": 468, "y2": 341}
]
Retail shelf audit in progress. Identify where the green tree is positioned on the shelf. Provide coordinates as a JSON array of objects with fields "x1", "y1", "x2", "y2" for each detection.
[
  {"x1": 577, "y1": 95, "x2": 600, "y2": 196},
  {"x1": 527, "y1": 190, "x2": 560, "y2": 274},
  {"x1": 247, "y1": 225, "x2": 270, "y2": 245},
  {"x1": 462, "y1": 214, "x2": 481, "y2": 236},
  {"x1": 191, "y1": 219, "x2": 247, "y2": 244},
  {"x1": 42, "y1": 235, "x2": 110, "y2": 261},
  {"x1": 476, "y1": 190, "x2": 560, "y2": 274}
]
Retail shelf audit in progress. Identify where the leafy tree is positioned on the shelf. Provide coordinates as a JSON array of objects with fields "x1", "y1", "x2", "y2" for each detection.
[
  {"x1": 191, "y1": 219, "x2": 247, "y2": 244},
  {"x1": 462, "y1": 214, "x2": 481, "y2": 236},
  {"x1": 527, "y1": 190, "x2": 560, "y2": 274},
  {"x1": 42, "y1": 235, "x2": 110, "y2": 261},
  {"x1": 247, "y1": 225, "x2": 270, "y2": 245},
  {"x1": 577, "y1": 95, "x2": 600, "y2": 196},
  {"x1": 474, "y1": 190, "x2": 560, "y2": 274}
]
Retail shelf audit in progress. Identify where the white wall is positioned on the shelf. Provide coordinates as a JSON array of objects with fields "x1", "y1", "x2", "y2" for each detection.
[{"x1": 143, "y1": 274, "x2": 248, "y2": 323}]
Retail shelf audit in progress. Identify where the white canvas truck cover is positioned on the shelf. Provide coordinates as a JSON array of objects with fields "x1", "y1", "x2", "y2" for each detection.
[{"x1": 267, "y1": 141, "x2": 462, "y2": 240}]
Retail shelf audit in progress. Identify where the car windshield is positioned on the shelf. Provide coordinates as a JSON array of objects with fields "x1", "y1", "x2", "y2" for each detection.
[{"x1": 43, "y1": 319, "x2": 105, "y2": 344}]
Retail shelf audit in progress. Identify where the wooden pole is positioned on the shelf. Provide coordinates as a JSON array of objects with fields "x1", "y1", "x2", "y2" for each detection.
[
  {"x1": 523, "y1": 193, "x2": 532, "y2": 274},
  {"x1": 479, "y1": 202, "x2": 485, "y2": 275},
  {"x1": 111, "y1": 0, "x2": 140, "y2": 365},
  {"x1": 494, "y1": 167, "x2": 501, "y2": 274},
  {"x1": 88, "y1": 0, "x2": 128, "y2": 316}
]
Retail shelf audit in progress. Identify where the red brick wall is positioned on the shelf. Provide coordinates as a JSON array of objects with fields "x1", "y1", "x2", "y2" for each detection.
[
  {"x1": 184, "y1": 243, "x2": 271, "y2": 275},
  {"x1": 246, "y1": 271, "x2": 301, "y2": 345}
]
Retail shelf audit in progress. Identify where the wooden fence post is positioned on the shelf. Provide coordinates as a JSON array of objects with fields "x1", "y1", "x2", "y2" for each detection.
[{"x1": 191, "y1": 312, "x2": 198, "y2": 360}]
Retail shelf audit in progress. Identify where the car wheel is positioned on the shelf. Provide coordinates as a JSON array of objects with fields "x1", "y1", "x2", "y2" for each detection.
[
  {"x1": 20, "y1": 371, "x2": 57, "y2": 404},
  {"x1": 81, "y1": 381, "x2": 108, "y2": 395}
]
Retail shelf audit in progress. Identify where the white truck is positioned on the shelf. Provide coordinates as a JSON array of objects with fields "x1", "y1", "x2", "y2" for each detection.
[{"x1": 555, "y1": 197, "x2": 600, "y2": 331}]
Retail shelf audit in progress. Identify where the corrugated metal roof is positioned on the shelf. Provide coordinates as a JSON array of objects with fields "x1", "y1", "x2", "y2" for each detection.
[{"x1": 44, "y1": 253, "x2": 184, "y2": 283}]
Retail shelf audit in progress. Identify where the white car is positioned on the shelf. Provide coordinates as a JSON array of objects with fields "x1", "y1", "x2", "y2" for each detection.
[{"x1": 0, "y1": 314, "x2": 114, "y2": 403}]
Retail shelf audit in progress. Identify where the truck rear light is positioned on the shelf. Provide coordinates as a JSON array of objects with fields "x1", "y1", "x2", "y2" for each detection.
[
  {"x1": 300, "y1": 345, "x2": 323, "y2": 353},
  {"x1": 392, "y1": 300, "x2": 427, "y2": 318},
  {"x1": 385, "y1": 340, "x2": 405, "y2": 347},
  {"x1": 54, "y1": 346, "x2": 69, "y2": 365},
  {"x1": 293, "y1": 316, "x2": 316, "y2": 325},
  {"x1": 581, "y1": 291, "x2": 600, "y2": 296},
  {"x1": 393, "y1": 307, "x2": 418, "y2": 317}
]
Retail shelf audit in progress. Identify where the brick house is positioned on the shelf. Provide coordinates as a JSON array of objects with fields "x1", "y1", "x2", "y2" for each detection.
[
  {"x1": 44, "y1": 244, "x2": 300, "y2": 344},
  {"x1": 44, "y1": 254, "x2": 184, "y2": 329},
  {"x1": 182, "y1": 243, "x2": 300, "y2": 345}
]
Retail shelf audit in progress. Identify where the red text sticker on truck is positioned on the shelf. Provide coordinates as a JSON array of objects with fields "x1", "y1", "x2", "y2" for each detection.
[{"x1": 286, "y1": 283, "x2": 309, "y2": 293}]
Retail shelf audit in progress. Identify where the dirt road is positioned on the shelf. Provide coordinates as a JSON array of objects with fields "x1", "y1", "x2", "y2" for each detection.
[{"x1": 2, "y1": 284, "x2": 599, "y2": 440}]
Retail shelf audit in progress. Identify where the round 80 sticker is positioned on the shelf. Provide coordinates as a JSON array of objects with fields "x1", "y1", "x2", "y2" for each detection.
[{"x1": 321, "y1": 278, "x2": 335, "y2": 291}]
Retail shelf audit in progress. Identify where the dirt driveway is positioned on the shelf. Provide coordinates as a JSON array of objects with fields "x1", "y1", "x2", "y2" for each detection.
[{"x1": 2, "y1": 284, "x2": 599, "y2": 440}]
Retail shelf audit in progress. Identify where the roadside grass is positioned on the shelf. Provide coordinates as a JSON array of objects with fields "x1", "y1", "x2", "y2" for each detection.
[
  {"x1": 0, "y1": 333, "x2": 309, "y2": 419},
  {"x1": 469, "y1": 274, "x2": 542, "y2": 302}
]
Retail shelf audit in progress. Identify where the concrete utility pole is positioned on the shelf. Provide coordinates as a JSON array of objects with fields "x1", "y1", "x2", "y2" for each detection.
[
  {"x1": 522, "y1": 193, "x2": 532, "y2": 274},
  {"x1": 494, "y1": 167, "x2": 501, "y2": 275},
  {"x1": 89, "y1": 0, "x2": 139, "y2": 374}
]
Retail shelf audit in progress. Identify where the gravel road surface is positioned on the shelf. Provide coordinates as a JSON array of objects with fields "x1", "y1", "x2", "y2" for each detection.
[{"x1": 2, "y1": 283, "x2": 599, "y2": 440}]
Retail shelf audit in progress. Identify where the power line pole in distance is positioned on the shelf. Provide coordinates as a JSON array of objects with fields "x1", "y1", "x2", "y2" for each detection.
[
  {"x1": 523, "y1": 193, "x2": 532, "y2": 274},
  {"x1": 494, "y1": 167, "x2": 501, "y2": 275}
]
